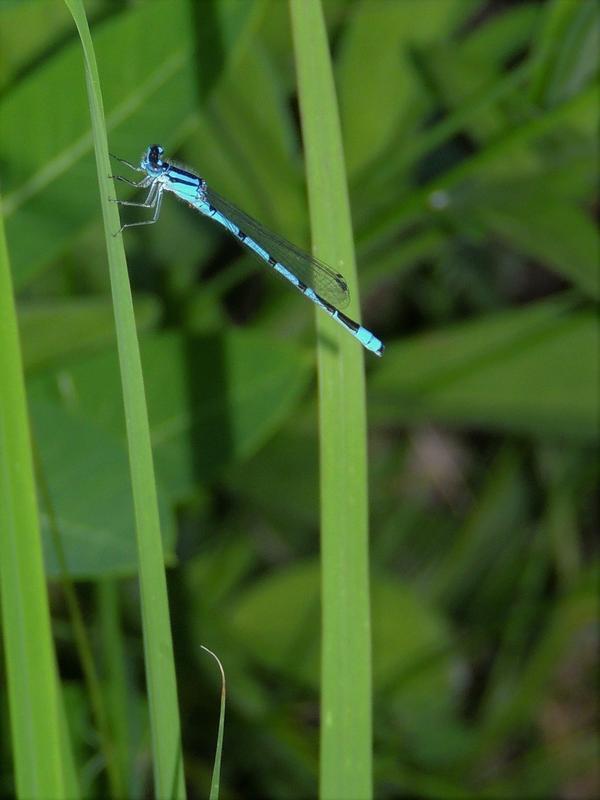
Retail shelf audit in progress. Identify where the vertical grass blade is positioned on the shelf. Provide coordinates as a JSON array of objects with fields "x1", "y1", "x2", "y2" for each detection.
[
  {"x1": 0, "y1": 204, "x2": 66, "y2": 797},
  {"x1": 62, "y1": 2, "x2": 186, "y2": 796},
  {"x1": 290, "y1": 2, "x2": 373, "y2": 798}
]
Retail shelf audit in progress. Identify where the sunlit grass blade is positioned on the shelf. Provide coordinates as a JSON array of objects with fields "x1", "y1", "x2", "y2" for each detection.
[
  {"x1": 290, "y1": 0, "x2": 373, "y2": 797},
  {"x1": 0, "y1": 201, "x2": 67, "y2": 797},
  {"x1": 62, "y1": 1, "x2": 185, "y2": 796}
]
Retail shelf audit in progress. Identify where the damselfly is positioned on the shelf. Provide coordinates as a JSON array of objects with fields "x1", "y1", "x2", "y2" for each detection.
[{"x1": 111, "y1": 145, "x2": 384, "y2": 356}]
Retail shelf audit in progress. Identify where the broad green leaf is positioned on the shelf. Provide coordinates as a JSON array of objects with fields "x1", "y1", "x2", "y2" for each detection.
[
  {"x1": 0, "y1": 0, "x2": 73, "y2": 92},
  {"x1": 228, "y1": 558, "x2": 470, "y2": 766},
  {"x1": 31, "y1": 398, "x2": 176, "y2": 580},
  {"x1": 352, "y1": 57, "x2": 533, "y2": 224},
  {"x1": 228, "y1": 560, "x2": 454, "y2": 693},
  {"x1": 454, "y1": 165, "x2": 599, "y2": 298},
  {"x1": 1, "y1": 0, "x2": 258, "y2": 287},
  {"x1": 19, "y1": 294, "x2": 160, "y2": 371},
  {"x1": 28, "y1": 330, "x2": 313, "y2": 497},
  {"x1": 459, "y1": 3, "x2": 540, "y2": 66},
  {"x1": 336, "y1": 0, "x2": 460, "y2": 175},
  {"x1": 187, "y1": 41, "x2": 306, "y2": 242},
  {"x1": 357, "y1": 79, "x2": 598, "y2": 253},
  {"x1": 225, "y1": 427, "x2": 319, "y2": 531},
  {"x1": 363, "y1": 227, "x2": 446, "y2": 289},
  {"x1": 371, "y1": 298, "x2": 599, "y2": 440},
  {"x1": 477, "y1": 187, "x2": 600, "y2": 300},
  {"x1": 424, "y1": 2, "x2": 539, "y2": 144}
]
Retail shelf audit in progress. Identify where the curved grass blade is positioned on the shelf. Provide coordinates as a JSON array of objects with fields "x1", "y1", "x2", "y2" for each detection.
[
  {"x1": 63, "y1": 0, "x2": 186, "y2": 796},
  {"x1": 201, "y1": 646, "x2": 227, "y2": 800}
]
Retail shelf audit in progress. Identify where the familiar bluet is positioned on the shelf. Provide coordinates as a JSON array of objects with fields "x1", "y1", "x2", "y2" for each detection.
[{"x1": 111, "y1": 145, "x2": 384, "y2": 356}]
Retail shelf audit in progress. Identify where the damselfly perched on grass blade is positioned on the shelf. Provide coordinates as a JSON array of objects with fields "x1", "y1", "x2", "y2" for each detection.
[{"x1": 111, "y1": 145, "x2": 384, "y2": 356}]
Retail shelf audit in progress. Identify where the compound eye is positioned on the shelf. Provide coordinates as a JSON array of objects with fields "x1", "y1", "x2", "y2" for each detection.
[{"x1": 147, "y1": 144, "x2": 164, "y2": 165}]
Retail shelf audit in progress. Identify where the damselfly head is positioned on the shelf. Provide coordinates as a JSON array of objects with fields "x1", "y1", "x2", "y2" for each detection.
[{"x1": 142, "y1": 144, "x2": 167, "y2": 175}]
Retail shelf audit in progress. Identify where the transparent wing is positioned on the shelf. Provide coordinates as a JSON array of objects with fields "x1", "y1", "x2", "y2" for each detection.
[{"x1": 206, "y1": 188, "x2": 351, "y2": 309}]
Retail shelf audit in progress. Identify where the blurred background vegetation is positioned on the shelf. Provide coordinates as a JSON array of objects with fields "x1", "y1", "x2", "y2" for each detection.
[{"x1": 1, "y1": 0, "x2": 598, "y2": 797}]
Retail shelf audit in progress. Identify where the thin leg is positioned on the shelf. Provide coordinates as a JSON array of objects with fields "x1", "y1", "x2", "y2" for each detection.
[
  {"x1": 115, "y1": 189, "x2": 164, "y2": 234},
  {"x1": 109, "y1": 153, "x2": 143, "y2": 172},
  {"x1": 110, "y1": 174, "x2": 151, "y2": 188},
  {"x1": 111, "y1": 181, "x2": 158, "y2": 208}
]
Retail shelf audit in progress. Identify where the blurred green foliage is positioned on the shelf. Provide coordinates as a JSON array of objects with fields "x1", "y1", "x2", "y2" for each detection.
[{"x1": 0, "y1": 0, "x2": 598, "y2": 798}]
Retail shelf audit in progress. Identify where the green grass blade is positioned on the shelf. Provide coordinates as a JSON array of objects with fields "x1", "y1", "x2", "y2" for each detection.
[
  {"x1": 201, "y1": 646, "x2": 227, "y2": 800},
  {"x1": 0, "y1": 202, "x2": 66, "y2": 797},
  {"x1": 290, "y1": 1, "x2": 372, "y2": 798},
  {"x1": 62, "y1": 1, "x2": 185, "y2": 796}
]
